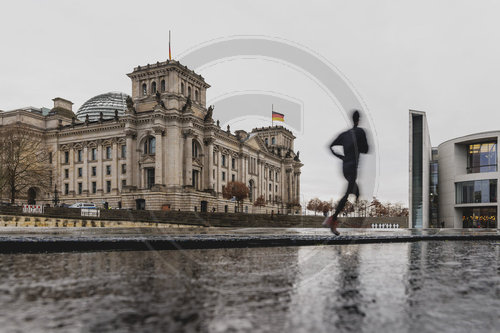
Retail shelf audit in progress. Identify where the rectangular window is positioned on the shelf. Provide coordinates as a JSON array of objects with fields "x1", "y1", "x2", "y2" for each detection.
[
  {"x1": 222, "y1": 155, "x2": 226, "y2": 167},
  {"x1": 456, "y1": 179, "x2": 497, "y2": 204},
  {"x1": 64, "y1": 169, "x2": 69, "y2": 178},
  {"x1": 106, "y1": 180, "x2": 111, "y2": 193},
  {"x1": 231, "y1": 158, "x2": 235, "y2": 169},
  {"x1": 64, "y1": 183, "x2": 69, "y2": 195},
  {"x1": 77, "y1": 149, "x2": 82, "y2": 162},
  {"x1": 106, "y1": 146, "x2": 112, "y2": 159},
  {"x1": 91, "y1": 148, "x2": 97, "y2": 161},
  {"x1": 222, "y1": 171, "x2": 226, "y2": 181},
  {"x1": 467, "y1": 143, "x2": 497, "y2": 173},
  {"x1": 122, "y1": 179, "x2": 126, "y2": 187},
  {"x1": 49, "y1": 152, "x2": 52, "y2": 164},
  {"x1": 276, "y1": 185, "x2": 278, "y2": 192},
  {"x1": 91, "y1": 166, "x2": 97, "y2": 177},
  {"x1": 78, "y1": 182, "x2": 82, "y2": 194},
  {"x1": 232, "y1": 174, "x2": 235, "y2": 182},
  {"x1": 213, "y1": 169, "x2": 215, "y2": 179},
  {"x1": 269, "y1": 183, "x2": 272, "y2": 191},
  {"x1": 78, "y1": 167, "x2": 82, "y2": 177},
  {"x1": 462, "y1": 207, "x2": 497, "y2": 228},
  {"x1": 121, "y1": 164, "x2": 126, "y2": 174},
  {"x1": 64, "y1": 151, "x2": 69, "y2": 163},
  {"x1": 121, "y1": 145, "x2": 126, "y2": 158},
  {"x1": 146, "y1": 168, "x2": 155, "y2": 189},
  {"x1": 106, "y1": 165, "x2": 111, "y2": 175},
  {"x1": 92, "y1": 181, "x2": 97, "y2": 194}
]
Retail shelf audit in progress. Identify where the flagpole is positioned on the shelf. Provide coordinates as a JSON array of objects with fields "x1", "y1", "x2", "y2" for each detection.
[
  {"x1": 169, "y1": 30, "x2": 172, "y2": 60},
  {"x1": 271, "y1": 104, "x2": 273, "y2": 127}
]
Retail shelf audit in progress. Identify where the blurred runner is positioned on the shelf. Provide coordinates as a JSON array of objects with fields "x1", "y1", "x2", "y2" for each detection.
[{"x1": 323, "y1": 110, "x2": 369, "y2": 235}]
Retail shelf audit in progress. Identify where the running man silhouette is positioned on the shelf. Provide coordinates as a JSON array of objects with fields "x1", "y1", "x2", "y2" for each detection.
[{"x1": 323, "y1": 110, "x2": 369, "y2": 235}]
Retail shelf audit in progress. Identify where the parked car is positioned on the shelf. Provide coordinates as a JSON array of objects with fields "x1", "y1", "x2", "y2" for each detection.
[{"x1": 68, "y1": 203, "x2": 97, "y2": 209}]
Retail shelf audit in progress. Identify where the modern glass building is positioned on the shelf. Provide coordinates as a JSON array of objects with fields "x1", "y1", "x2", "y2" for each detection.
[{"x1": 409, "y1": 110, "x2": 499, "y2": 229}]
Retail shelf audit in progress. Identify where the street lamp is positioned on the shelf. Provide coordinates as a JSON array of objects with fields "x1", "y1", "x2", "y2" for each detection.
[{"x1": 52, "y1": 183, "x2": 59, "y2": 207}]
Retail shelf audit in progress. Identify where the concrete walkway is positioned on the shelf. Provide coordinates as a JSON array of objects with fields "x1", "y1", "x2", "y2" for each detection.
[{"x1": 0, "y1": 227, "x2": 498, "y2": 253}]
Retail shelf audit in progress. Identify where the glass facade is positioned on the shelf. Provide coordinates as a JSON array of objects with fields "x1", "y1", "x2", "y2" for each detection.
[
  {"x1": 462, "y1": 207, "x2": 497, "y2": 228},
  {"x1": 467, "y1": 142, "x2": 497, "y2": 173},
  {"x1": 411, "y1": 114, "x2": 423, "y2": 228},
  {"x1": 429, "y1": 155, "x2": 439, "y2": 227},
  {"x1": 456, "y1": 179, "x2": 497, "y2": 204}
]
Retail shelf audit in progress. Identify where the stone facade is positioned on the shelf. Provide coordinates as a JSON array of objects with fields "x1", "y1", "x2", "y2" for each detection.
[{"x1": 0, "y1": 60, "x2": 303, "y2": 213}]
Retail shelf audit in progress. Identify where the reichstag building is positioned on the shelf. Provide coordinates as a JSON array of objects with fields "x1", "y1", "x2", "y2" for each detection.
[{"x1": 0, "y1": 60, "x2": 303, "y2": 213}]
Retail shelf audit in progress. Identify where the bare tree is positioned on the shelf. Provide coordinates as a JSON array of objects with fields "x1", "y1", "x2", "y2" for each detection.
[
  {"x1": 253, "y1": 195, "x2": 266, "y2": 213},
  {"x1": 0, "y1": 126, "x2": 51, "y2": 204},
  {"x1": 222, "y1": 181, "x2": 249, "y2": 212},
  {"x1": 306, "y1": 197, "x2": 321, "y2": 215}
]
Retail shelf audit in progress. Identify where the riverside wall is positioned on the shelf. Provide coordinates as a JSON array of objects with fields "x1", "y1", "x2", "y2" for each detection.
[{"x1": 0, "y1": 207, "x2": 408, "y2": 228}]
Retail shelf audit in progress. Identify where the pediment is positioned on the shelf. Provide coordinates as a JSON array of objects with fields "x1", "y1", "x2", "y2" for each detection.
[
  {"x1": 245, "y1": 134, "x2": 268, "y2": 152},
  {"x1": 139, "y1": 154, "x2": 156, "y2": 164}
]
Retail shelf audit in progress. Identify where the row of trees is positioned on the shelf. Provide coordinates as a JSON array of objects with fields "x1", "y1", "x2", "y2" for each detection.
[
  {"x1": 0, "y1": 126, "x2": 51, "y2": 204},
  {"x1": 306, "y1": 197, "x2": 408, "y2": 217}
]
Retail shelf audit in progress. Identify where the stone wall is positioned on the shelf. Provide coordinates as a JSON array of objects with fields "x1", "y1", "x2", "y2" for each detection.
[{"x1": 0, "y1": 206, "x2": 408, "y2": 228}]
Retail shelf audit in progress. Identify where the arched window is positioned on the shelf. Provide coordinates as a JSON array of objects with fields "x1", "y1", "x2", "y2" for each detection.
[
  {"x1": 195, "y1": 90, "x2": 199, "y2": 102},
  {"x1": 181, "y1": 82, "x2": 185, "y2": 95},
  {"x1": 188, "y1": 86, "x2": 192, "y2": 98},
  {"x1": 192, "y1": 140, "x2": 201, "y2": 158},
  {"x1": 143, "y1": 136, "x2": 156, "y2": 155},
  {"x1": 161, "y1": 80, "x2": 166, "y2": 92},
  {"x1": 142, "y1": 83, "x2": 147, "y2": 96},
  {"x1": 271, "y1": 137, "x2": 276, "y2": 145},
  {"x1": 151, "y1": 81, "x2": 157, "y2": 94}
]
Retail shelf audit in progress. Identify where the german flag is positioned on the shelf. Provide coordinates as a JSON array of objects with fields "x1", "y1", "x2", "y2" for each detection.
[{"x1": 272, "y1": 111, "x2": 284, "y2": 122}]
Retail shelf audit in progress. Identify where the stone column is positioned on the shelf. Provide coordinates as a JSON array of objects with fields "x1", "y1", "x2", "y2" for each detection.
[
  {"x1": 166, "y1": 126, "x2": 182, "y2": 188},
  {"x1": 295, "y1": 172, "x2": 301, "y2": 202},
  {"x1": 69, "y1": 144, "x2": 74, "y2": 196},
  {"x1": 287, "y1": 169, "x2": 293, "y2": 203},
  {"x1": 183, "y1": 130, "x2": 193, "y2": 186},
  {"x1": 216, "y1": 149, "x2": 221, "y2": 193},
  {"x1": 83, "y1": 144, "x2": 88, "y2": 196},
  {"x1": 154, "y1": 127, "x2": 164, "y2": 185},
  {"x1": 125, "y1": 130, "x2": 135, "y2": 188},
  {"x1": 111, "y1": 139, "x2": 118, "y2": 193},
  {"x1": 204, "y1": 138, "x2": 214, "y2": 190},
  {"x1": 97, "y1": 141, "x2": 103, "y2": 195}
]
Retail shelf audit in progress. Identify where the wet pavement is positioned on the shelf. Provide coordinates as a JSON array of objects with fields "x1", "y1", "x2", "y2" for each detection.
[
  {"x1": 0, "y1": 240, "x2": 498, "y2": 332},
  {"x1": 0, "y1": 227, "x2": 497, "y2": 253}
]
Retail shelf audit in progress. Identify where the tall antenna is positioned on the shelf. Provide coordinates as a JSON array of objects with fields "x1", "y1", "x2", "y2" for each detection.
[{"x1": 169, "y1": 30, "x2": 172, "y2": 60}]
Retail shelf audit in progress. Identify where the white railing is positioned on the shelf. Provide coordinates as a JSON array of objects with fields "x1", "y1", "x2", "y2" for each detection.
[
  {"x1": 371, "y1": 223, "x2": 400, "y2": 229},
  {"x1": 22, "y1": 204, "x2": 44, "y2": 214},
  {"x1": 81, "y1": 208, "x2": 100, "y2": 217}
]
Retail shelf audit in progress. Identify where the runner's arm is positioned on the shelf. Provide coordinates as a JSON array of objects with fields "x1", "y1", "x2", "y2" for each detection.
[
  {"x1": 330, "y1": 135, "x2": 344, "y2": 160},
  {"x1": 359, "y1": 130, "x2": 369, "y2": 154}
]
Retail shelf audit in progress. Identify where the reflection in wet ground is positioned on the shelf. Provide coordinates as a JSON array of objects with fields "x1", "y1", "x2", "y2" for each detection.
[{"x1": 0, "y1": 241, "x2": 498, "y2": 332}]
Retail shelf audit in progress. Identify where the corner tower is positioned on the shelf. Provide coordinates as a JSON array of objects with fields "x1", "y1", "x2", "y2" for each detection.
[{"x1": 126, "y1": 60, "x2": 210, "y2": 116}]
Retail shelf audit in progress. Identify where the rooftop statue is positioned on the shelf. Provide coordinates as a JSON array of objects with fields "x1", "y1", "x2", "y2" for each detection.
[{"x1": 204, "y1": 105, "x2": 214, "y2": 122}]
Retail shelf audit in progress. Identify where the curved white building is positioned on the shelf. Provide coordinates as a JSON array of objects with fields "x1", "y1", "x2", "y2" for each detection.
[{"x1": 409, "y1": 110, "x2": 498, "y2": 229}]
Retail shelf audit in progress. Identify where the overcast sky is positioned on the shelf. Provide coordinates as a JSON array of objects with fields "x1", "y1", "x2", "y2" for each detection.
[{"x1": 2, "y1": 0, "x2": 500, "y2": 206}]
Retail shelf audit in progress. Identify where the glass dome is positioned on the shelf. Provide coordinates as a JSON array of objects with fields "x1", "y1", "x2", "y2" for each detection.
[{"x1": 76, "y1": 92, "x2": 130, "y2": 121}]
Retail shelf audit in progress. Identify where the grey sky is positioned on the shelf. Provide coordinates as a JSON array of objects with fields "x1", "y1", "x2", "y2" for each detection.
[{"x1": 2, "y1": 0, "x2": 500, "y2": 206}]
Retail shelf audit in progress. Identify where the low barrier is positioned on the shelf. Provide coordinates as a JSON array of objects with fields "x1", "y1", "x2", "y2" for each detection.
[{"x1": 0, "y1": 206, "x2": 408, "y2": 228}]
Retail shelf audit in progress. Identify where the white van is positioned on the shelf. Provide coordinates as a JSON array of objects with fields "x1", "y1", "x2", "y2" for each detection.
[{"x1": 69, "y1": 202, "x2": 97, "y2": 209}]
